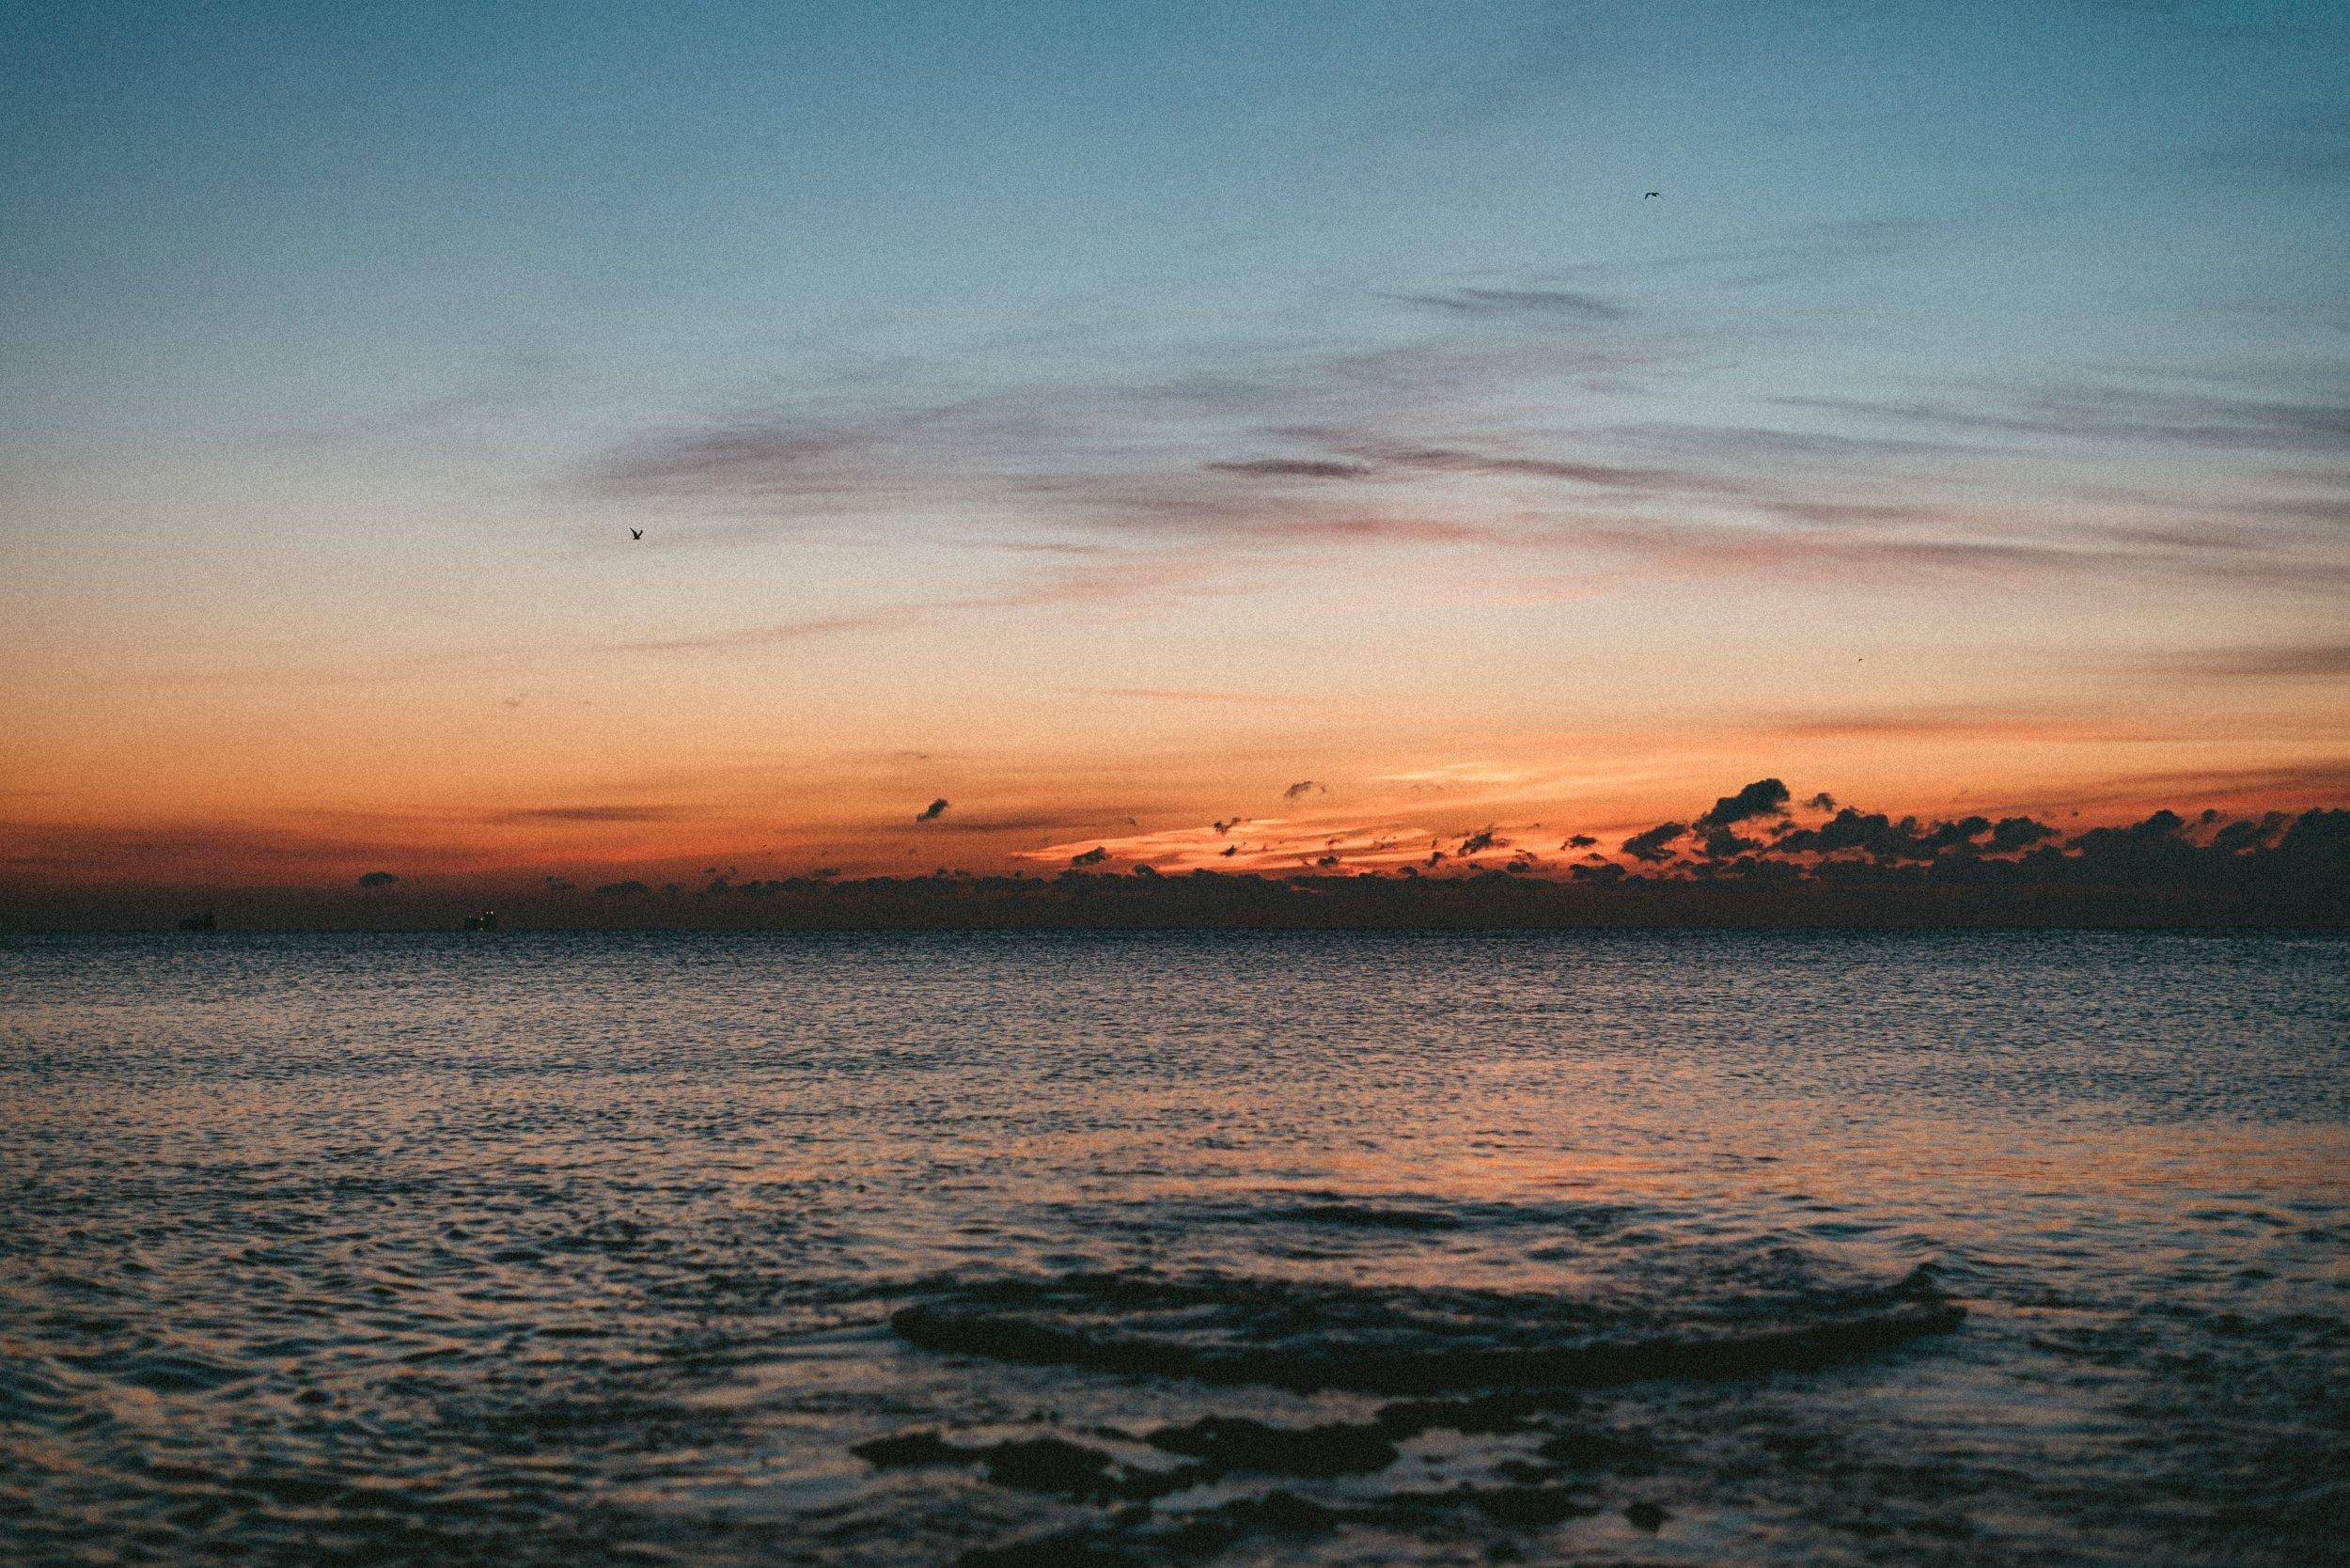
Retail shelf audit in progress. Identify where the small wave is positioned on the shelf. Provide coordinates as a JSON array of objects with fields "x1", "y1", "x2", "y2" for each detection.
[
  {"x1": 1090, "y1": 1192, "x2": 1647, "y2": 1240},
  {"x1": 0, "y1": 1356, "x2": 82, "y2": 1423},
  {"x1": 951, "y1": 1481, "x2": 1651, "y2": 1566},
  {"x1": 79, "y1": 1347, "x2": 253, "y2": 1395},
  {"x1": 890, "y1": 1268, "x2": 1962, "y2": 1394},
  {"x1": 1275, "y1": 1203, "x2": 1460, "y2": 1232}
]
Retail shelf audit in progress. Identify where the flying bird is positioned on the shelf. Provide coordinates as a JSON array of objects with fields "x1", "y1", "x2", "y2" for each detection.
[
  {"x1": 630, "y1": 528, "x2": 643, "y2": 540},
  {"x1": 1644, "y1": 191, "x2": 1660, "y2": 198}
]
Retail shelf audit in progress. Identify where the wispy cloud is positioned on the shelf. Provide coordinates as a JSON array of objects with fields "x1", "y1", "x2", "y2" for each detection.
[
  {"x1": 1778, "y1": 383, "x2": 2350, "y2": 455},
  {"x1": 487, "y1": 806, "x2": 683, "y2": 823},
  {"x1": 1558, "y1": 513, "x2": 2350, "y2": 590},
  {"x1": 575, "y1": 270, "x2": 2350, "y2": 630},
  {"x1": 0, "y1": 817, "x2": 467, "y2": 882},
  {"x1": 2007, "y1": 760, "x2": 2350, "y2": 811},
  {"x1": 272, "y1": 354, "x2": 556, "y2": 453},
  {"x1": 1288, "y1": 430, "x2": 1739, "y2": 493},
  {"x1": 2186, "y1": 105, "x2": 2350, "y2": 186},
  {"x1": 617, "y1": 605, "x2": 930, "y2": 651},
  {"x1": 575, "y1": 307, "x2": 1691, "y2": 556},
  {"x1": 1204, "y1": 458, "x2": 1378, "y2": 479},
  {"x1": 1386, "y1": 288, "x2": 1630, "y2": 321},
  {"x1": 2156, "y1": 643, "x2": 2350, "y2": 678},
  {"x1": 1762, "y1": 708, "x2": 2142, "y2": 744},
  {"x1": 908, "y1": 813, "x2": 1089, "y2": 835},
  {"x1": 1082, "y1": 687, "x2": 1326, "y2": 707},
  {"x1": 1522, "y1": 219, "x2": 1930, "y2": 293},
  {"x1": 1612, "y1": 420, "x2": 1982, "y2": 463},
  {"x1": 614, "y1": 551, "x2": 1227, "y2": 652}
]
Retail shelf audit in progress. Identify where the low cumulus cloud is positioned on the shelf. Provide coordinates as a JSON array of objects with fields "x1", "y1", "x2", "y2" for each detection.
[
  {"x1": 1700, "y1": 825, "x2": 1760, "y2": 858},
  {"x1": 594, "y1": 880, "x2": 650, "y2": 898},
  {"x1": 703, "y1": 875, "x2": 795, "y2": 897},
  {"x1": 2209, "y1": 811, "x2": 2290, "y2": 852},
  {"x1": 1775, "y1": 808, "x2": 1955, "y2": 860},
  {"x1": 1988, "y1": 817, "x2": 2061, "y2": 852},
  {"x1": 1283, "y1": 780, "x2": 1325, "y2": 801},
  {"x1": 1622, "y1": 822, "x2": 1689, "y2": 862},
  {"x1": 1695, "y1": 777, "x2": 1793, "y2": 829},
  {"x1": 1735, "y1": 802, "x2": 2084, "y2": 865},
  {"x1": 367, "y1": 798, "x2": 2350, "y2": 929},
  {"x1": 1563, "y1": 777, "x2": 2327, "y2": 888},
  {"x1": 356, "y1": 870, "x2": 399, "y2": 887},
  {"x1": 915, "y1": 797, "x2": 950, "y2": 823}
]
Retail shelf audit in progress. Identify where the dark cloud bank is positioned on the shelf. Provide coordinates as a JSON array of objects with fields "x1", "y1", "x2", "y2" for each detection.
[{"x1": 12, "y1": 782, "x2": 2347, "y2": 932}]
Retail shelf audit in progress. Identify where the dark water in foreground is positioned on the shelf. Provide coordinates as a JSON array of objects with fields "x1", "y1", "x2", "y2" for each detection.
[{"x1": 2, "y1": 932, "x2": 2345, "y2": 1567}]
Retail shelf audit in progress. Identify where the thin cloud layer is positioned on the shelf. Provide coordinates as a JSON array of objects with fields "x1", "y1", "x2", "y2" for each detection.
[
  {"x1": 1778, "y1": 383, "x2": 2350, "y2": 457},
  {"x1": 2161, "y1": 644, "x2": 2350, "y2": 678},
  {"x1": 489, "y1": 806, "x2": 682, "y2": 824},
  {"x1": 577, "y1": 308, "x2": 2350, "y2": 662},
  {"x1": 1386, "y1": 288, "x2": 1631, "y2": 321}
]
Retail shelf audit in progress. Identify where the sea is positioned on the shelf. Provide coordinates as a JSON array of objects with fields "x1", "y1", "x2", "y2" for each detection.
[{"x1": 1, "y1": 930, "x2": 2344, "y2": 1567}]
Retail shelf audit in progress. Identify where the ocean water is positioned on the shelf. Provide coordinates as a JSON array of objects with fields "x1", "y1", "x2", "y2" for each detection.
[{"x1": 1, "y1": 931, "x2": 2344, "y2": 1567}]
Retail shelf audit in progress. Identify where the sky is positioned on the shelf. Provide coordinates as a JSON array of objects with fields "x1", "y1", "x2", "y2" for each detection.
[{"x1": 4, "y1": 0, "x2": 2347, "y2": 897}]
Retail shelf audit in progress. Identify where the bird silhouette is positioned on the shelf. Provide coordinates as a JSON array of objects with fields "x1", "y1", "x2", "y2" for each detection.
[
  {"x1": 1644, "y1": 191, "x2": 1660, "y2": 198},
  {"x1": 630, "y1": 528, "x2": 643, "y2": 540}
]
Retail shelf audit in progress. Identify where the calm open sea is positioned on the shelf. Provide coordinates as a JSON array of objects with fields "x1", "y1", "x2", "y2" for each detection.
[{"x1": 2, "y1": 931, "x2": 2345, "y2": 1567}]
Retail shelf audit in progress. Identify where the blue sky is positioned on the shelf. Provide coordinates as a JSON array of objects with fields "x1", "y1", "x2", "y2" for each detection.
[{"x1": 9, "y1": 0, "x2": 2341, "y2": 432}]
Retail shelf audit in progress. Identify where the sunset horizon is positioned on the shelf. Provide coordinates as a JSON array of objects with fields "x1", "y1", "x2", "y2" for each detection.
[
  {"x1": 7, "y1": 3, "x2": 2347, "y2": 926},
  {"x1": 10, "y1": 768, "x2": 2346, "y2": 930}
]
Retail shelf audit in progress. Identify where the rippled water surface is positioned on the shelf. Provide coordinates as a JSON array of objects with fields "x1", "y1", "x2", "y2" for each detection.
[{"x1": 3, "y1": 931, "x2": 2345, "y2": 1566}]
